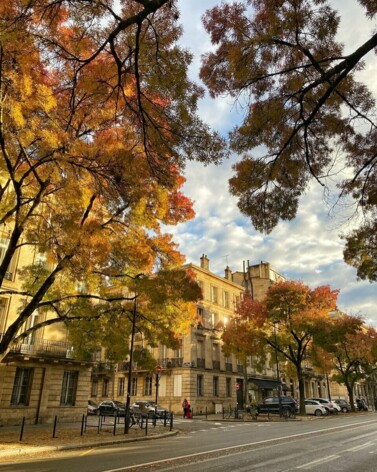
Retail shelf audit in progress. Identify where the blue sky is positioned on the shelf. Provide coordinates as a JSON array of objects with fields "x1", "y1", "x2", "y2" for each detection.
[{"x1": 170, "y1": 0, "x2": 377, "y2": 325}]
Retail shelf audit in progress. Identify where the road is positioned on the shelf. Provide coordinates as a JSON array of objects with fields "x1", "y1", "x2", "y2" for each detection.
[{"x1": 1, "y1": 415, "x2": 377, "y2": 472}]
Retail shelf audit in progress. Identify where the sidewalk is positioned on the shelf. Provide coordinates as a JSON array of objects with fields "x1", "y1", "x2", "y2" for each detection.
[{"x1": 0, "y1": 418, "x2": 176, "y2": 461}]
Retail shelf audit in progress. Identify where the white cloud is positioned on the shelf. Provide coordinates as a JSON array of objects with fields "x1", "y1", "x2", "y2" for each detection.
[{"x1": 173, "y1": 0, "x2": 377, "y2": 324}]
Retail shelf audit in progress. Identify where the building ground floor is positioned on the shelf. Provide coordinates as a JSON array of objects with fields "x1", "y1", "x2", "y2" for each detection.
[
  {"x1": 89, "y1": 366, "x2": 353, "y2": 416},
  {"x1": 0, "y1": 354, "x2": 92, "y2": 426}
]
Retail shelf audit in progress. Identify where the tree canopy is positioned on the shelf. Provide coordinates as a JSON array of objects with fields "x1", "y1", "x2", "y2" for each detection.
[
  {"x1": 227, "y1": 280, "x2": 339, "y2": 413},
  {"x1": 312, "y1": 312, "x2": 377, "y2": 410},
  {"x1": 200, "y1": 0, "x2": 377, "y2": 280},
  {"x1": 0, "y1": 0, "x2": 226, "y2": 359}
]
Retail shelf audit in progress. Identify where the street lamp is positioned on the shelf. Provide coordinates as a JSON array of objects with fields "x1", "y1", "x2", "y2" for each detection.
[
  {"x1": 124, "y1": 296, "x2": 137, "y2": 434},
  {"x1": 273, "y1": 320, "x2": 282, "y2": 416}
]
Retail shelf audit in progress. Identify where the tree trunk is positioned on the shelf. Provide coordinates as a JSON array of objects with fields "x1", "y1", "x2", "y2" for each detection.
[{"x1": 297, "y1": 368, "x2": 306, "y2": 415}]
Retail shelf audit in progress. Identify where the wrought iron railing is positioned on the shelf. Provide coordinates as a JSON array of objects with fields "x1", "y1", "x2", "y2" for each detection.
[
  {"x1": 157, "y1": 357, "x2": 183, "y2": 368},
  {"x1": 197, "y1": 358, "x2": 205, "y2": 368},
  {"x1": 5, "y1": 336, "x2": 75, "y2": 359},
  {"x1": 225, "y1": 362, "x2": 233, "y2": 372},
  {"x1": 213, "y1": 360, "x2": 221, "y2": 370}
]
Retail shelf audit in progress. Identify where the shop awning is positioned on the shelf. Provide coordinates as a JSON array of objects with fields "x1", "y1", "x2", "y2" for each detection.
[{"x1": 248, "y1": 377, "x2": 286, "y2": 390}]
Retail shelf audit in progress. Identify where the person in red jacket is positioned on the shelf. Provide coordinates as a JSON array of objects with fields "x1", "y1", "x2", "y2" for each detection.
[{"x1": 182, "y1": 398, "x2": 190, "y2": 418}]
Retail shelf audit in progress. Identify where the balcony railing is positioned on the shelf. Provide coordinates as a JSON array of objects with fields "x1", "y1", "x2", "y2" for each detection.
[
  {"x1": 197, "y1": 358, "x2": 205, "y2": 368},
  {"x1": 157, "y1": 357, "x2": 183, "y2": 368},
  {"x1": 237, "y1": 364, "x2": 244, "y2": 373},
  {"x1": 225, "y1": 362, "x2": 233, "y2": 372},
  {"x1": 212, "y1": 360, "x2": 220, "y2": 370},
  {"x1": 5, "y1": 336, "x2": 75, "y2": 360}
]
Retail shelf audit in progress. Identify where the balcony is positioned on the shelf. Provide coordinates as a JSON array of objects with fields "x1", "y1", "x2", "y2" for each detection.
[
  {"x1": 157, "y1": 357, "x2": 183, "y2": 368},
  {"x1": 5, "y1": 336, "x2": 75, "y2": 360},
  {"x1": 197, "y1": 358, "x2": 205, "y2": 368}
]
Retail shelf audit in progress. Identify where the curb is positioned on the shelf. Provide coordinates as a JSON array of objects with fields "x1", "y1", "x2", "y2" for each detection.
[{"x1": 0, "y1": 430, "x2": 178, "y2": 460}]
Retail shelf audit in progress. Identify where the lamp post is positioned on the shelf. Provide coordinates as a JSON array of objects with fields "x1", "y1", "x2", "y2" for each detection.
[
  {"x1": 273, "y1": 320, "x2": 282, "y2": 416},
  {"x1": 124, "y1": 296, "x2": 137, "y2": 434}
]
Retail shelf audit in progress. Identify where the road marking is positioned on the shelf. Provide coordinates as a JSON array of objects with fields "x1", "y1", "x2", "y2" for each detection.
[
  {"x1": 101, "y1": 419, "x2": 377, "y2": 472},
  {"x1": 345, "y1": 442, "x2": 372, "y2": 452},
  {"x1": 79, "y1": 448, "x2": 96, "y2": 456},
  {"x1": 296, "y1": 455, "x2": 340, "y2": 469}
]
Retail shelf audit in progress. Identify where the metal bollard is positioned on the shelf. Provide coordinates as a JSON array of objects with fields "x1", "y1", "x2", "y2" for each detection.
[
  {"x1": 81, "y1": 414, "x2": 85, "y2": 436},
  {"x1": 170, "y1": 412, "x2": 173, "y2": 431},
  {"x1": 145, "y1": 415, "x2": 148, "y2": 436},
  {"x1": 113, "y1": 413, "x2": 117, "y2": 436},
  {"x1": 52, "y1": 415, "x2": 58, "y2": 438},
  {"x1": 19, "y1": 416, "x2": 26, "y2": 442}
]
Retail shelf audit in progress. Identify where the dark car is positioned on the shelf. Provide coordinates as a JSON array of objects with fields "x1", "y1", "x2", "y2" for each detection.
[
  {"x1": 334, "y1": 399, "x2": 351, "y2": 413},
  {"x1": 256, "y1": 396, "x2": 298, "y2": 416},
  {"x1": 131, "y1": 400, "x2": 169, "y2": 418},
  {"x1": 87, "y1": 400, "x2": 98, "y2": 415},
  {"x1": 98, "y1": 400, "x2": 126, "y2": 417}
]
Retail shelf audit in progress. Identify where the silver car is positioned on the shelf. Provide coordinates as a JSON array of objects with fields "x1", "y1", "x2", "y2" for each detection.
[{"x1": 306, "y1": 397, "x2": 338, "y2": 415}]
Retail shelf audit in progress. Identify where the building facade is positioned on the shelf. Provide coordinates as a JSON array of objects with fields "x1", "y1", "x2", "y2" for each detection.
[{"x1": 0, "y1": 241, "x2": 92, "y2": 426}]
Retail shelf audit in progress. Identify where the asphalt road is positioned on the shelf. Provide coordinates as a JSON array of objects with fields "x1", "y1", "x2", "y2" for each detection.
[{"x1": 1, "y1": 415, "x2": 377, "y2": 472}]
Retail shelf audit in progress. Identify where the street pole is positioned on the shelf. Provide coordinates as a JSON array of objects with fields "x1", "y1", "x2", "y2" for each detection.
[
  {"x1": 273, "y1": 321, "x2": 282, "y2": 416},
  {"x1": 124, "y1": 297, "x2": 137, "y2": 434}
]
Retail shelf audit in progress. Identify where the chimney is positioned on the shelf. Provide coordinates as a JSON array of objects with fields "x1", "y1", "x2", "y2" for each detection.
[
  {"x1": 200, "y1": 254, "x2": 210, "y2": 270},
  {"x1": 224, "y1": 266, "x2": 232, "y2": 280}
]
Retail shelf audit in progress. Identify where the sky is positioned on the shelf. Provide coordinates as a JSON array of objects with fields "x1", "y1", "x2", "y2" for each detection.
[{"x1": 169, "y1": 0, "x2": 377, "y2": 325}]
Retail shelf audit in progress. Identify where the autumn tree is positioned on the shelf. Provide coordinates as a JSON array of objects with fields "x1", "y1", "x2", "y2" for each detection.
[
  {"x1": 0, "y1": 0, "x2": 226, "y2": 359},
  {"x1": 222, "y1": 294, "x2": 266, "y2": 404},
  {"x1": 313, "y1": 313, "x2": 377, "y2": 410},
  {"x1": 200, "y1": 0, "x2": 377, "y2": 279},
  {"x1": 251, "y1": 281, "x2": 338, "y2": 414}
]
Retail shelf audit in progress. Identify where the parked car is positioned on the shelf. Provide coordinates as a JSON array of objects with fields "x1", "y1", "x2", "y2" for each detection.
[
  {"x1": 333, "y1": 399, "x2": 351, "y2": 413},
  {"x1": 131, "y1": 400, "x2": 169, "y2": 419},
  {"x1": 87, "y1": 400, "x2": 98, "y2": 415},
  {"x1": 97, "y1": 400, "x2": 126, "y2": 417},
  {"x1": 256, "y1": 396, "x2": 298, "y2": 417},
  {"x1": 306, "y1": 398, "x2": 338, "y2": 415},
  {"x1": 304, "y1": 399, "x2": 328, "y2": 416}
]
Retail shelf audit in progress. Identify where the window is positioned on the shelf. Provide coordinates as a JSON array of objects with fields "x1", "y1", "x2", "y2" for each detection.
[
  {"x1": 11, "y1": 368, "x2": 34, "y2": 405},
  {"x1": 174, "y1": 340, "x2": 183, "y2": 358},
  {"x1": 144, "y1": 376, "x2": 152, "y2": 396},
  {"x1": 118, "y1": 377, "x2": 125, "y2": 396},
  {"x1": 197, "y1": 375, "x2": 204, "y2": 397},
  {"x1": 210, "y1": 286, "x2": 218, "y2": 304},
  {"x1": 197, "y1": 280, "x2": 204, "y2": 298},
  {"x1": 60, "y1": 371, "x2": 78, "y2": 406},
  {"x1": 91, "y1": 380, "x2": 98, "y2": 397},
  {"x1": 211, "y1": 312, "x2": 219, "y2": 328},
  {"x1": 223, "y1": 291, "x2": 230, "y2": 308},
  {"x1": 131, "y1": 377, "x2": 138, "y2": 396},
  {"x1": 173, "y1": 374, "x2": 182, "y2": 397},
  {"x1": 0, "y1": 297, "x2": 8, "y2": 333},
  {"x1": 213, "y1": 377, "x2": 219, "y2": 397},
  {"x1": 102, "y1": 378, "x2": 109, "y2": 397},
  {"x1": 226, "y1": 378, "x2": 231, "y2": 397},
  {"x1": 102, "y1": 379, "x2": 110, "y2": 397},
  {"x1": 0, "y1": 236, "x2": 18, "y2": 281}
]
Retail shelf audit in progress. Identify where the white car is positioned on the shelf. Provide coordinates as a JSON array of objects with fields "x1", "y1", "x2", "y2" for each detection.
[
  {"x1": 306, "y1": 397, "x2": 338, "y2": 415},
  {"x1": 304, "y1": 399, "x2": 328, "y2": 416}
]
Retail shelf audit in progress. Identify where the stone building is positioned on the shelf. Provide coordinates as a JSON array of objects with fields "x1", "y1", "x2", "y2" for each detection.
[{"x1": 0, "y1": 241, "x2": 92, "y2": 426}]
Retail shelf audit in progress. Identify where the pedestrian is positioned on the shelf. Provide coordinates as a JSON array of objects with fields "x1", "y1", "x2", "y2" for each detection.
[{"x1": 182, "y1": 398, "x2": 189, "y2": 418}]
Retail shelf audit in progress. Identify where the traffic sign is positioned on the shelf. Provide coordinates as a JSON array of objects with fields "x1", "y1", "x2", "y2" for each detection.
[
  {"x1": 157, "y1": 365, "x2": 161, "y2": 374},
  {"x1": 235, "y1": 382, "x2": 240, "y2": 390}
]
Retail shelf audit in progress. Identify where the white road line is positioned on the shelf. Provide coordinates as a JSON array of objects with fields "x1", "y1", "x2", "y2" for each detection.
[
  {"x1": 101, "y1": 419, "x2": 377, "y2": 472},
  {"x1": 296, "y1": 455, "x2": 340, "y2": 469},
  {"x1": 345, "y1": 442, "x2": 372, "y2": 452}
]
